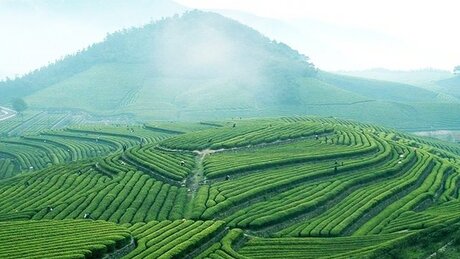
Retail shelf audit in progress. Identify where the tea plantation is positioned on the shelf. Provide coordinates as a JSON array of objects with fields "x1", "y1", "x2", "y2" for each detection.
[{"x1": 1, "y1": 116, "x2": 460, "y2": 258}]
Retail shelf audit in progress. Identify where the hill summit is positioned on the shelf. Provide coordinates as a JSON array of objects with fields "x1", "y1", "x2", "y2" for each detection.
[{"x1": 1, "y1": 11, "x2": 319, "y2": 117}]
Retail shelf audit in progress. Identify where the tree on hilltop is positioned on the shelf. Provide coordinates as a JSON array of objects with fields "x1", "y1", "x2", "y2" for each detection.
[{"x1": 12, "y1": 98, "x2": 28, "y2": 114}]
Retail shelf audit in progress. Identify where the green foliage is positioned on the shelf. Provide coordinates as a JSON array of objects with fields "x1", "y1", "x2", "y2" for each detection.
[
  {"x1": 196, "y1": 228, "x2": 246, "y2": 259},
  {"x1": 12, "y1": 98, "x2": 27, "y2": 113},
  {"x1": 239, "y1": 233, "x2": 407, "y2": 258},
  {"x1": 0, "y1": 123, "x2": 174, "y2": 177},
  {"x1": 0, "y1": 220, "x2": 131, "y2": 259},
  {"x1": 369, "y1": 223, "x2": 460, "y2": 258},
  {"x1": 0, "y1": 117, "x2": 458, "y2": 258},
  {"x1": 160, "y1": 121, "x2": 333, "y2": 151},
  {"x1": 126, "y1": 220, "x2": 226, "y2": 259}
]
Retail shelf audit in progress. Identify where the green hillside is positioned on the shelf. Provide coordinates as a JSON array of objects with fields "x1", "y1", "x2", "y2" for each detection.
[
  {"x1": 1, "y1": 10, "x2": 318, "y2": 109},
  {"x1": 1, "y1": 11, "x2": 459, "y2": 130},
  {"x1": 318, "y1": 72, "x2": 438, "y2": 103},
  {"x1": 437, "y1": 75, "x2": 460, "y2": 99},
  {"x1": 1, "y1": 116, "x2": 460, "y2": 257},
  {"x1": 337, "y1": 68, "x2": 454, "y2": 88}
]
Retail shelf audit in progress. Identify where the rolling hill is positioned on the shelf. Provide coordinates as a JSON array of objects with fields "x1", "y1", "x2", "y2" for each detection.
[
  {"x1": 1, "y1": 10, "x2": 459, "y2": 130},
  {"x1": 336, "y1": 68, "x2": 454, "y2": 88},
  {"x1": 436, "y1": 75, "x2": 460, "y2": 99}
]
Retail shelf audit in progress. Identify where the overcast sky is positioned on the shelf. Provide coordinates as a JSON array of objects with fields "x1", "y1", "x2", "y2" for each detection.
[
  {"x1": 1, "y1": 0, "x2": 459, "y2": 79},
  {"x1": 176, "y1": 0, "x2": 460, "y2": 71}
]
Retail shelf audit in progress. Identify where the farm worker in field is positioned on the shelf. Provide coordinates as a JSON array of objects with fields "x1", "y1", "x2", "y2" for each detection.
[
  {"x1": 233, "y1": 123, "x2": 236, "y2": 128},
  {"x1": 315, "y1": 134, "x2": 319, "y2": 140},
  {"x1": 226, "y1": 175, "x2": 230, "y2": 180},
  {"x1": 334, "y1": 166, "x2": 338, "y2": 173},
  {"x1": 180, "y1": 160, "x2": 185, "y2": 166}
]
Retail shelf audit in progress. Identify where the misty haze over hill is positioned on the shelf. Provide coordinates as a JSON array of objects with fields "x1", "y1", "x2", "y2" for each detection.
[
  {"x1": 0, "y1": 0, "x2": 459, "y2": 130},
  {"x1": 1, "y1": 11, "x2": 317, "y2": 111},
  {"x1": 2, "y1": 0, "x2": 460, "y2": 80},
  {"x1": 1, "y1": 10, "x2": 459, "y2": 130}
]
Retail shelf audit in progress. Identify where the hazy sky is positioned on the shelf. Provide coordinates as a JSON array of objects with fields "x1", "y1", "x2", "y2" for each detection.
[
  {"x1": 0, "y1": 0, "x2": 185, "y2": 80},
  {"x1": 176, "y1": 0, "x2": 460, "y2": 71},
  {"x1": 1, "y1": 0, "x2": 459, "y2": 79}
]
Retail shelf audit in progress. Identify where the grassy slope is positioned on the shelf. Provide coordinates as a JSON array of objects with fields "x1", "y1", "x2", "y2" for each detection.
[
  {"x1": 5, "y1": 11, "x2": 460, "y2": 130},
  {"x1": 26, "y1": 63, "x2": 369, "y2": 117},
  {"x1": 318, "y1": 72, "x2": 439, "y2": 103},
  {"x1": 26, "y1": 63, "x2": 146, "y2": 112},
  {"x1": 336, "y1": 69, "x2": 454, "y2": 88},
  {"x1": 25, "y1": 67, "x2": 460, "y2": 130},
  {"x1": 436, "y1": 75, "x2": 460, "y2": 98}
]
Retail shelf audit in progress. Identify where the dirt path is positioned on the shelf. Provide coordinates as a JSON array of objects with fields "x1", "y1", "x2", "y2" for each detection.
[
  {"x1": 184, "y1": 150, "x2": 215, "y2": 217},
  {"x1": 187, "y1": 151, "x2": 207, "y2": 193},
  {"x1": 162, "y1": 133, "x2": 334, "y2": 218}
]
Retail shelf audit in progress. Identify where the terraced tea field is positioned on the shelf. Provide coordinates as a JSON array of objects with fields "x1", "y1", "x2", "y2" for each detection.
[{"x1": 0, "y1": 116, "x2": 460, "y2": 258}]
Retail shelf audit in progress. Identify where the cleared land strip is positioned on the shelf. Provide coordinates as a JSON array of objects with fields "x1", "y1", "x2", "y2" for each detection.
[{"x1": 0, "y1": 106, "x2": 16, "y2": 121}]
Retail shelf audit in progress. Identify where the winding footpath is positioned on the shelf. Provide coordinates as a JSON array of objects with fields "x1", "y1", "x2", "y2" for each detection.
[{"x1": 0, "y1": 106, "x2": 16, "y2": 121}]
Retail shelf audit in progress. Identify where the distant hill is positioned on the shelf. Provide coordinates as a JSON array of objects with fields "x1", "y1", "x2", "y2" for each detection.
[
  {"x1": 336, "y1": 68, "x2": 454, "y2": 88},
  {"x1": 436, "y1": 75, "x2": 460, "y2": 99},
  {"x1": 1, "y1": 11, "x2": 459, "y2": 130},
  {"x1": 318, "y1": 72, "x2": 438, "y2": 103}
]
